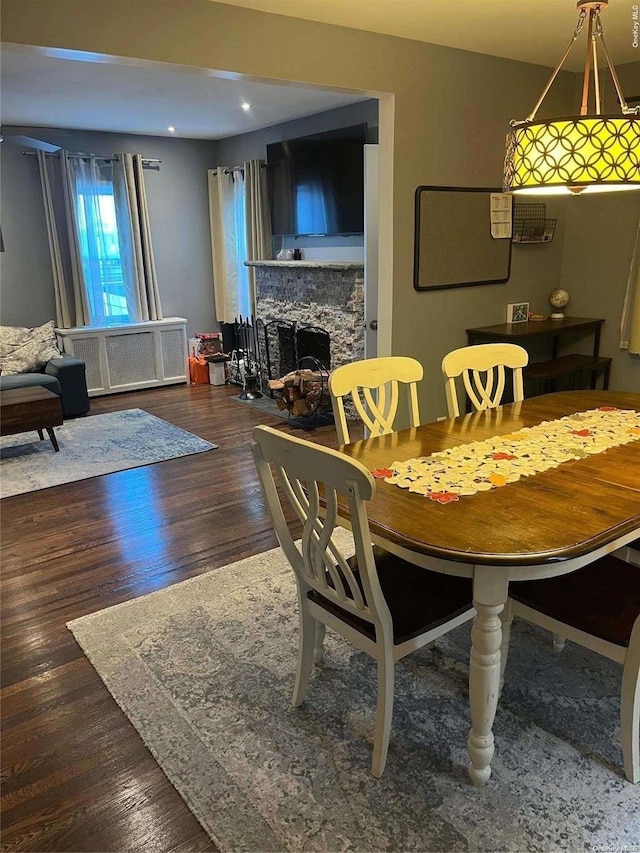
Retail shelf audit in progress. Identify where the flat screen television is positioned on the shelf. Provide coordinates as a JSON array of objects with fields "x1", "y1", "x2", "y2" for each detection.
[{"x1": 267, "y1": 124, "x2": 366, "y2": 237}]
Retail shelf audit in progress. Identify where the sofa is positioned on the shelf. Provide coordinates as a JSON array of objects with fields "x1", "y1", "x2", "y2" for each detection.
[{"x1": 0, "y1": 321, "x2": 90, "y2": 417}]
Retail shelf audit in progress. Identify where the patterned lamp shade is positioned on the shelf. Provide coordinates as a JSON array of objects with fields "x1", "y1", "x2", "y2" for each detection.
[{"x1": 504, "y1": 116, "x2": 640, "y2": 194}]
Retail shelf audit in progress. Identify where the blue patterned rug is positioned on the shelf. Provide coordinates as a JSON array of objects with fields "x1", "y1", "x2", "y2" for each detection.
[
  {"x1": 0, "y1": 408, "x2": 216, "y2": 498},
  {"x1": 68, "y1": 529, "x2": 639, "y2": 852}
]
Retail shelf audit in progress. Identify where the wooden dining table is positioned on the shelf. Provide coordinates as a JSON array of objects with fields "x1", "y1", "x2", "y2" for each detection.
[{"x1": 336, "y1": 390, "x2": 640, "y2": 785}]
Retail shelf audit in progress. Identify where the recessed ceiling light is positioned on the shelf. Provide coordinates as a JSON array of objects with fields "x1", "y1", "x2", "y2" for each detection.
[
  {"x1": 241, "y1": 103, "x2": 251, "y2": 111},
  {"x1": 167, "y1": 126, "x2": 176, "y2": 133}
]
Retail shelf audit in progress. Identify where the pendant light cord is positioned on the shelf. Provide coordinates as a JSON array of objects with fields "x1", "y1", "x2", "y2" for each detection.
[
  {"x1": 514, "y1": 9, "x2": 587, "y2": 125},
  {"x1": 512, "y1": 5, "x2": 640, "y2": 125}
]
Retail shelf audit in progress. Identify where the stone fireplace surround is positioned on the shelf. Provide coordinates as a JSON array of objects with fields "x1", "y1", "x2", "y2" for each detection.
[{"x1": 245, "y1": 261, "x2": 365, "y2": 378}]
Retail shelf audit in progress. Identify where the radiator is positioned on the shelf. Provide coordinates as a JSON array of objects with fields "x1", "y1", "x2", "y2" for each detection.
[{"x1": 55, "y1": 318, "x2": 189, "y2": 397}]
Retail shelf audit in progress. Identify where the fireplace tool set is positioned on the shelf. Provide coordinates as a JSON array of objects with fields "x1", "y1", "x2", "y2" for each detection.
[{"x1": 226, "y1": 316, "x2": 263, "y2": 400}]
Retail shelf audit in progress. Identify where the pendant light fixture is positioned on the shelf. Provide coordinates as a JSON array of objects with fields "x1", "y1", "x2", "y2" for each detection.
[{"x1": 503, "y1": 0, "x2": 640, "y2": 195}]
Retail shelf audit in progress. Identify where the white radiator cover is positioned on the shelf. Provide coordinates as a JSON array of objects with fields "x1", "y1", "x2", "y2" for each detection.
[{"x1": 55, "y1": 318, "x2": 189, "y2": 397}]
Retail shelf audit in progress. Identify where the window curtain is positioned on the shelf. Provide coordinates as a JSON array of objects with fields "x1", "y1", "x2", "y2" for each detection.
[
  {"x1": 36, "y1": 150, "x2": 90, "y2": 327},
  {"x1": 72, "y1": 155, "x2": 119, "y2": 326},
  {"x1": 244, "y1": 159, "x2": 272, "y2": 310},
  {"x1": 620, "y1": 215, "x2": 640, "y2": 356},
  {"x1": 112, "y1": 153, "x2": 163, "y2": 322},
  {"x1": 37, "y1": 150, "x2": 162, "y2": 327},
  {"x1": 207, "y1": 166, "x2": 251, "y2": 323}
]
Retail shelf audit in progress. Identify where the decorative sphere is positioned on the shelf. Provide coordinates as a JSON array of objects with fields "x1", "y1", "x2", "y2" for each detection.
[{"x1": 549, "y1": 289, "x2": 570, "y2": 309}]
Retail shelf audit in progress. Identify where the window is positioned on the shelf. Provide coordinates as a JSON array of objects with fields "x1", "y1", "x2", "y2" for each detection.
[{"x1": 75, "y1": 175, "x2": 129, "y2": 325}]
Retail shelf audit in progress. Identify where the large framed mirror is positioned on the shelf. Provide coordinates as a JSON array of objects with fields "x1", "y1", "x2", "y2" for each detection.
[{"x1": 413, "y1": 186, "x2": 512, "y2": 291}]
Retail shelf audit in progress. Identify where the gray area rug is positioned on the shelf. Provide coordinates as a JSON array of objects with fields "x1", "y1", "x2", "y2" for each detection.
[
  {"x1": 0, "y1": 408, "x2": 216, "y2": 498},
  {"x1": 68, "y1": 529, "x2": 639, "y2": 852}
]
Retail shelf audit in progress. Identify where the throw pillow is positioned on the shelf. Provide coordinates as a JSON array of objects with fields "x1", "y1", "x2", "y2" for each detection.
[
  {"x1": 0, "y1": 325, "x2": 30, "y2": 359},
  {"x1": 0, "y1": 320, "x2": 61, "y2": 376}
]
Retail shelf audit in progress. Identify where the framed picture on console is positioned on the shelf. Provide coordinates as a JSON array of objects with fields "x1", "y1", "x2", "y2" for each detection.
[{"x1": 506, "y1": 302, "x2": 529, "y2": 323}]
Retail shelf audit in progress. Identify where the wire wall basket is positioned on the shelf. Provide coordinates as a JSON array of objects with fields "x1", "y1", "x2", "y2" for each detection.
[{"x1": 513, "y1": 202, "x2": 557, "y2": 244}]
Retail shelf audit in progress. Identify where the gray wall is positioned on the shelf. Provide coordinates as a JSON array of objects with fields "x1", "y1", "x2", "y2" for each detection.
[
  {"x1": 4, "y1": 2, "x2": 638, "y2": 412},
  {"x1": 0, "y1": 142, "x2": 55, "y2": 326},
  {"x1": 557, "y1": 62, "x2": 640, "y2": 393},
  {"x1": 0, "y1": 127, "x2": 219, "y2": 337},
  {"x1": 498, "y1": 196, "x2": 569, "y2": 361},
  {"x1": 559, "y1": 192, "x2": 640, "y2": 392}
]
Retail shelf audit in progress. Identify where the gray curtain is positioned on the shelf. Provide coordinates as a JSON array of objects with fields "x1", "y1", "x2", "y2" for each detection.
[
  {"x1": 36, "y1": 150, "x2": 89, "y2": 327},
  {"x1": 244, "y1": 159, "x2": 272, "y2": 311},
  {"x1": 113, "y1": 153, "x2": 163, "y2": 322}
]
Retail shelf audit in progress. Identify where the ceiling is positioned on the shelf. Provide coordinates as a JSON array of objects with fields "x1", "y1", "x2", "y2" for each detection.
[
  {"x1": 1, "y1": 1, "x2": 637, "y2": 140},
  {"x1": 215, "y1": 0, "x2": 639, "y2": 71},
  {"x1": 0, "y1": 46, "x2": 367, "y2": 139}
]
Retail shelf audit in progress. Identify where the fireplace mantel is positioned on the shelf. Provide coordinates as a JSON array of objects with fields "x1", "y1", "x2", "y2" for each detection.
[
  {"x1": 245, "y1": 261, "x2": 364, "y2": 271},
  {"x1": 249, "y1": 259, "x2": 365, "y2": 375}
]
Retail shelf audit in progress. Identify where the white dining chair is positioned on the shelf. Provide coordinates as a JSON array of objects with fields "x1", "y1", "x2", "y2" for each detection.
[
  {"x1": 616, "y1": 538, "x2": 640, "y2": 567},
  {"x1": 500, "y1": 554, "x2": 640, "y2": 783},
  {"x1": 441, "y1": 343, "x2": 529, "y2": 418},
  {"x1": 328, "y1": 356, "x2": 423, "y2": 445},
  {"x1": 252, "y1": 424, "x2": 475, "y2": 777}
]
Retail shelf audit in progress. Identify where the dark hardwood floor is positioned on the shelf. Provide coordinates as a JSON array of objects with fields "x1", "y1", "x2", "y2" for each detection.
[{"x1": 1, "y1": 383, "x2": 350, "y2": 852}]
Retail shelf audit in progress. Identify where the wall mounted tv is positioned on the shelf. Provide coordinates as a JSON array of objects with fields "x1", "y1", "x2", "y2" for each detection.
[{"x1": 267, "y1": 124, "x2": 366, "y2": 237}]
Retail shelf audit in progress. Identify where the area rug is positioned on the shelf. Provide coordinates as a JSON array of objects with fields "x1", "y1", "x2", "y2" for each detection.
[
  {"x1": 0, "y1": 408, "x2": 216, "y2": 498},
  {"x1": 68, "y1": 529, "x2": 639, "y2": 852}
]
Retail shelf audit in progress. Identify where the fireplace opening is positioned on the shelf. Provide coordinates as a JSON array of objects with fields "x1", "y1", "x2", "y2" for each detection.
[
  {"x1": 296, "y1": 326, "x2": 331, "y2": 371},
  {"x1": 259, "y1": 319, "x2": 331, "y2": 395},
  {"x1": 276, "y1": 322, "x2": 297, "y2": 376}
]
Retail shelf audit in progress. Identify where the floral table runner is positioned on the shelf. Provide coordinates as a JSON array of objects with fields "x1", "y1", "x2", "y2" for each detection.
[{"x1": 371, "y1": 407, "x2": 640, "y2": 505}]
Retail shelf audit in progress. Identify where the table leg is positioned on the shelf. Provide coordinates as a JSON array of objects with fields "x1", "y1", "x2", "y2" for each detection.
[
  {"x1": 468, "y1": 569, "x2": 509, "y2": 785},
  {"x1": 46, "y1": 427, "x2": 60, "y2": 452}
]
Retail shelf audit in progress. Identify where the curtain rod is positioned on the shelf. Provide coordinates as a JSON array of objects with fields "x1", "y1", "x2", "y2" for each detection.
[
  {"x1": 21, "y1": 151, "x2": 162, "y2": 166},
  {"x1": 211, "y1": 163, "x2": 267, "y2": 176}
]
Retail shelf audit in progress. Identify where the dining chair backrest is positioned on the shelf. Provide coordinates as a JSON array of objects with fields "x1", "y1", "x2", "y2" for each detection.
[
  {"x1": 441, "y1": 343, "x2": 529, "y2": 418},
  {"x1": 251, "y1": 424, "x2": 392, "y2": 632},
  {"x1": 329, "y1": 356, "x2": 423, "y2": 445}
]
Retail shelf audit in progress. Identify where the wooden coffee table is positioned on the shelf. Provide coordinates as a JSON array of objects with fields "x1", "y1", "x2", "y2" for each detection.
[{"x1": 0, "y1": 386, "x2": 63, "y2": 452}]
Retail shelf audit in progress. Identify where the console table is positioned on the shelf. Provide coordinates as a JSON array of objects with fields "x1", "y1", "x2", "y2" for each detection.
[{"x1": 466, "y1": 316, "x2": 611, "y2": 396}]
